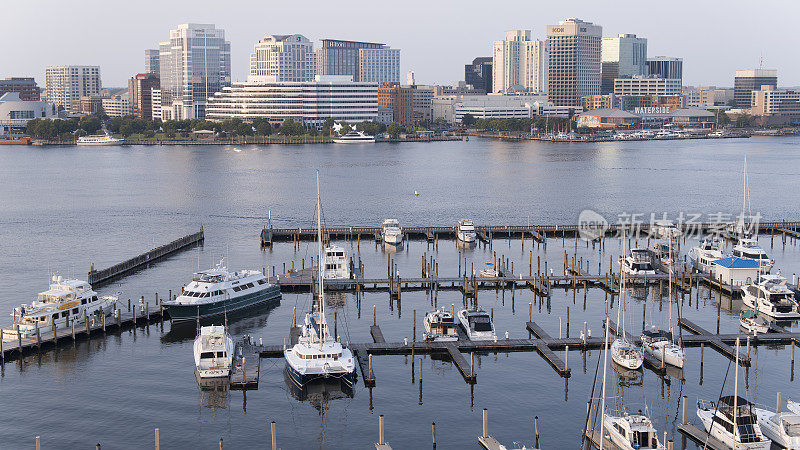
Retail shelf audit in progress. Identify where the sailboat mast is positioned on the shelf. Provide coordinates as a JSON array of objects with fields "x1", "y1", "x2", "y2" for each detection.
[
  {"x1": 621, "y1": 226, "x2": 627, "y2": 341},
  {"x1": 599, "y1": 304, "x2": 610, "y2": 450},
  {"x1": 733, "y1": 337, "x2": 740, "y2": 437},
  {"x1": 741, "y1": 155, "x2": 747, "y2": 227},
  {"x1": 316, "y1": 170, "x2": 326, "y2": 343},
  {"x1": 668, "y1": 236, "x2": 673, "y2": 337}
]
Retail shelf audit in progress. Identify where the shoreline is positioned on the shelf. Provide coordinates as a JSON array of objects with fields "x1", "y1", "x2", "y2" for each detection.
[{"x1": 19, "y1": 135, "x2": 464, "y2": 146}]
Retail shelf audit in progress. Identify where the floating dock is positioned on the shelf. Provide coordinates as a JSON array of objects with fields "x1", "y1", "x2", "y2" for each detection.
[{"x1": 230, "y1": 336, "x2": 261, "y2": 390}]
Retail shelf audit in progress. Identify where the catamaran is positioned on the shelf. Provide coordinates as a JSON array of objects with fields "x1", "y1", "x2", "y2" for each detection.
[
  {"x1": 284, "y1": 172, "x2": 357, "y2": 389},
  {"x1": 9, "y1": 276, "x2": 117, "y2": 340}
]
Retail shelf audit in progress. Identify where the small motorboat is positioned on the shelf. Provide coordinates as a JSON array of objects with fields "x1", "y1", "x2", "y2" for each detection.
[
  {"x1": 620, "y1": 248, "x2": 656, "y2": 276},
  {"x1": 457, "y1": 308, "x2": 496, "y2": 341},
  {"x1": 739, "y1": 310, "x2": 770, "y2": 335},
  {"x1": 456, "y1": 219, "x2": 477, "y2": 243},
  {"x1": 603, "y1": 411, "x2": 666, "y2": 449},
  {"x1": 742, "y1": 273, "x2": 800, "y2": 319},
  {"x1": 479, "y1": 262, "x2": 498, "y2": 277},
  {"x1": 754, "y1": 407, "x2": 800, "y2": 449},
  {"x1": 381, "y1": 219, "x2": 403, "y2": 245},
  {"x1": 697, "y1": 396, "x2": 771, "y2": 449},
  {"x1": 422, "y1": 308, "x2": 458, "y2": 342},
  {"x1": 788, "y1": 399, "x2": 800, "y2": 415},
  {"x1": 193, "y1": 325, "x2": 234, "y2": 379}
]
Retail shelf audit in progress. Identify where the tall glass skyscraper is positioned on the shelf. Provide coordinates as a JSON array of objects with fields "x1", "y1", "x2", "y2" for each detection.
[
  {"x1": 158, "y1": 23, "x2": 230, "y2": 120},
  {"x1": 317, "y1": 39, "x2": 400, "y2": 84}
]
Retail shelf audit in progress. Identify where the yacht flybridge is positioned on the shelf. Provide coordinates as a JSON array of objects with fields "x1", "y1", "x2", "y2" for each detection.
[
  {"x1": 689, "y1": 238, "x2": 724, "y2": 274},
  {"x1": 742, "y1": 274, "x2": 800, "y2": 319},
  {"x1": 621, "y1": 248, "x2": 656, "y2": 276},
  {"x1": 10, "y1": 276, "x2": 117, "y2": 339},
  {"x1": 381, "y1": 219, "x2": 403, "y2": 245},
  {"x1": 323, "y1": 245, "x2": 350, "y2": 280},
  {"x1": 732, "y1": 238, "x2": 774, "y2": 274},
  {"x1": 162, "y1": 259, "x2": 281, "y2": 321},
  {"x1": 423, "y1": 308, "x2": 458, "y2": 342},
  {"x1": 193, "y1": 325, "x2": 234, "y2": 379},
  {"x1": 284, "y1": 172, "x2": 357, "y2": 389},
  {"x1": 697, "y1": 396, "x2": 771, "y2": 449}
]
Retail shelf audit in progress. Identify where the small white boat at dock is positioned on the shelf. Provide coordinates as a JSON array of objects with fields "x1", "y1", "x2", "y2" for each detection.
[
  {"x1": 381, "y1": 219, "x2": 403, "y2": 245},
  {"x1": 457, "y1": 219, "x2": 477, "y2": 243},
  {"x1": 193, "y1": 325, "x2": 234, "y2": 379},
  {"x1": 458, "y1": 308, "x2": 496, "y2": 341},
  {"x1": 423, "y1": 308, "x2": 458, "y2": 342}
]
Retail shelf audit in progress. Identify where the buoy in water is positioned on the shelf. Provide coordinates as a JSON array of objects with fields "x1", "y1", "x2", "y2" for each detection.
[{"x1": 414, "y1": 190, "x2": 419, "y2": 196}]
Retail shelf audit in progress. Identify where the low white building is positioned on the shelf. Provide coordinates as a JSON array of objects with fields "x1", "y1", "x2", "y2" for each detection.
[
  {"x1": 711, "y1": 257, "x2": 760, "y2": 292},
  {"x1": 206, "y1": 75, "x2": 378, "y2": 128},
  {"x1": 0, "y1": 92, "x2": 57, "y2": 136},
  {"x1": 614, "y1": 76, "x2": 681, "y2": 97}
]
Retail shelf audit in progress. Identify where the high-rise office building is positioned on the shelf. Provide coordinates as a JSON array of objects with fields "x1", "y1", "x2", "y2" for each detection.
[
  {"x1": 646, "y1": 57, "x2": 683, "y2": 81},
  {"x1": 249, "y1": 34, "x2": 316, "y2": 82},
  {"x1": 45, "y1": 66, "x2": 101, "y2": 112},
  {"x1": 734, "y1": 69, "x2": 777, "y2": 108},
  {"x1": 546, "y1": 18, "x2": 602, "y2": 106},
  {"x1": 145, "y1": 49, "x2": 160, "y2": 75},
  {"x1": 158, "y1": 23, "x2": 230, "y2": 120},
  {"x1": 0, "y1": 77, "x2": 40, "y2": 101},
  {"x1": 317, "y1": 39, "x2": 400, "y2": 84},
  {"x1": 378, "y1": 82, "x2": 414, "y2": 127},
  {"x1": 492, "y1": 30, "x2": 547, "y2": 94},
  {"x1": 465, "y1": 57, "x2": 492, "y2": 93},
  {"x1": 128, "y1": 73, "x2": 160, "y2": 119},
  {"x1": 601, "y1": 34, "x2": 647, "y2": 94}
]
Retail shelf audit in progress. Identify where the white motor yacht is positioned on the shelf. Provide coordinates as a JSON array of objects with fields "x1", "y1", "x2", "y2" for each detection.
[
  {"x1": 381, "y1": 219, "x2": 403, "y2": 245},
  {"x1": 457, "y1": 219, "x2": 477, "y2": 243},
  {"x1": 689, "y1": 238, "x2": 724, "y2": 274},
  {"x1": 621, "y1": 248, "x2": 656, "y2": 276},
  {"x1": 9, "y1": 276, "x2": 117, "y2": 340},
  {"x1": 284, "y1": 172, "x2": 357, "y2": 389},
  {"x1": 603, "y1": 412, "x2": 666, "y2": 449},
  {"x1": 754, "y1": 407, "x2": 800, "y2": 448},
  {"x1": 739, "y1": 310, "x2": 770, "y2": 335},
  {"x1": 651, "y1": 220, "x2": 682, "y2": 240},
  {"x1": 332, "y1": 130, "x2": 375, "y2": 143},
  {"x1": 457, "y1": 308, "x2": 496, "y2": 341},
  {"x1": 742, "y1": 274, "x2": 800, "y2": 319},
  {"x1": 422, "y1": 308, "x2": 458, "y2": 342},
  {"x1": 640, "y1": 328, "x2": 685, "y2": 368},
  {"x1": 697, "y1": 396, "x2": 771, "y2": 449},
  {"x1": 479, "y1": 262, "x2": 498, "y2": 277},
  {"x1": 732, "y1": 238, "x2": 774, "y2": 274},
  {"x1": 323, "y1": 245, "x2": 350, "y2": 280},
  {"x1": 193, "y1": 325, "x2": 234, "y2": 379},
  {"x1": 788, "y1": 400, "x2": 800, "y2": 415}
]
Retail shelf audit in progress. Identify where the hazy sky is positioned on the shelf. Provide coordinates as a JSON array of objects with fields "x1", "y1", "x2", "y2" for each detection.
[{"x1": 5, "y1": 0, "x2": 796, "y2": 88}]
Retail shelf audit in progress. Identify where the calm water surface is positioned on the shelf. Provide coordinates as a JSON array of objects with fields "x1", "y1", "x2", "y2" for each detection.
[{"x1": 0, "y1": 137, "x2": 799, "y2": 449}]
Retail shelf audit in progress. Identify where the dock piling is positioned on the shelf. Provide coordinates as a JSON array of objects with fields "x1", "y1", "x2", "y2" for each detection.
[
  {"x1": 379, "y1": 415, "x2": 386, "y2": 445},
  {"x1": 271, "y1": 421, "x2": 277, "y2": 450},
  {"x1": 534, "y1": 416, "x2": 540, "y2": 449},
  {"x1": 432, "y1": 422, "x2": 436, "y2": 448},
  {"x1": 155, "y1": 428, "x2": 160, "y2": 450},
  {"x1": 482, "y1": 408, "x2": 488, "y2": 438}
]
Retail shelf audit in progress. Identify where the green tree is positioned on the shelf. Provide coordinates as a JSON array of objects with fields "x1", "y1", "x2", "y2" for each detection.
[
  {"x1": 461, "y1": 113, "x2": 476, "y2": 127},
  {"x1": 387, "y1": 122, "x2": 401, "y2": 139},
  {"x1": 119, "y1": 124, "x2": 134, "y2": 137},
  {"x1": 79, "y1": 116, "x2": 102, "y2": 135},
  {"x1": 279, "y1": 119, "x2": 304, "y2": 136}
]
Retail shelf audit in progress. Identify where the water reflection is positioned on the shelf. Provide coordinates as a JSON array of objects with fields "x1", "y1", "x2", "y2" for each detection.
[
  {"x1": 197, "y1": 377, "x2": 230, "y2": 410},
  {"x1": 161, "y1": 303, "x2": 279, "y2": 343}
]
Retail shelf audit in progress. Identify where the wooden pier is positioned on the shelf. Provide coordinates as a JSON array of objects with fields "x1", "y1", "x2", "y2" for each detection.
[
  {"x1": 259, "y1": 220, "x2": 800, "y2": 245},
  {"x1": 230, "y1": 337, "x2": 261, "y2": 390},
  {"x1": 88, "y1": 229, "x2": 204, "y2": 286}
]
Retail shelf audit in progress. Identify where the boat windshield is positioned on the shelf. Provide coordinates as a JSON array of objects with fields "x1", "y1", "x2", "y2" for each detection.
[
  {"x1": 471, "y1": 316, "x2": 492, "y2": 332},
  {"x1": 38, "y1": 293, "x2": 72, "y2": 302},
  {"x1": 194, "y1": 273, "x2": 225, "y2": 283}
]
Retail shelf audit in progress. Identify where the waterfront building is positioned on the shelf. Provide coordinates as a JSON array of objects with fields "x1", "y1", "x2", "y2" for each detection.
[
  {"x1": 101, "y1": 93, "x2": 130, "y2": 117},
  {"x1": 734, "y1": 69, "x2": 777, "y2": 108},
  {"x1": 583, "y1": 94, "x2": 613, "y2": 110},
  {"x1": 646, "y1": 57, "x2": 682, "y2": 81},
  {"x1": 492, "y1": 30, "x2": 547, "y2": 94},
  {"x1": 378, "y1": 82, "x2": 414, "y2": 127},
  {"x1": 683, "y1": 86, "x2": 733, "y2": 108},
  {"x1": 465, "y1": 57, "x2": 492, "y2": 93},
  {"x1": 72, "y1": 95, "x2": 103, "y2": 115},
  {"x1": 377, "y1": 105, "x2": 393, "y2": 124},
  {"x1": 145, "y1": 49, "x2": 160, "y2": 75},
  {"x1": 577, "y1": 108, "x2": 640, "y2": 128},
  {"x1": 317, "y1": 39, "x2": 400, "y2": 84},
  {"x1": 546, "y1": 18, "x2": 602, "y2": 106},
  {"x1": 601, "y1": 34, "x2": 647, "y2": 94},
  {"x1": 613, "y1": 76, "x2": 681, "y2": 97},
  {"x1": 249, "y1": 34, "x2": 316, "y2": 83},
  {"x1": 577, "y1": 106, "x2": 713, "y2": 129},
  {"x1": 616, "y1": 95, "x2": 684, "y2": 111},
  {"x1": 749, "y1": 85, "x2": 800, "y2": 125},
  {"x1": 45, "y1": 65, "x2": 102, "y2": 112},
  {"x1": 0, "y1": 77, "x2": 40, "y2": 101},
  {"x1": 150, "y1": 89, "x2": 161, "y2": 121},
  {"x1": 205, "y1": 75, "x2": 378, "y2": 128},
  {"x1": 0, "y1": 92, "x2": 57, "y2": 137},
  {"x1": 128, "y1": 73, "x2": 160, "y2": 119},
  {"x1": 412, "y1": 85, "x2": 435, "y2": 124},
  {"x1": 158, "y1": 23, "x2": 230, "y2": 120}
]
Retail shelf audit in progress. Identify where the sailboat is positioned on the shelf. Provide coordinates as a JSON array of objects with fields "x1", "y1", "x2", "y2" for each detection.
[
  {"x1": 284, "y1": 171, "x2": 357, "y2": 389},
  {"x1": 640, "y1": 238, "x2": 685, "y2": 368},
  {"x1": 611, "y1": 228, "x2": 644, "y2": 370}
]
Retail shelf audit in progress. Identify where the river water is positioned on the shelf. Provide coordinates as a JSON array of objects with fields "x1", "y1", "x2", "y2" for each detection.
[{"x1": 0, "y1": 137, "x2": 798, "y2": 449}]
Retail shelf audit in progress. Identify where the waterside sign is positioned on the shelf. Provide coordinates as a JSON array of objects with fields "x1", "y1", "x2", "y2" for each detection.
[{"x1": 633, "y1": 106, "x2": 672, "y2": 115}]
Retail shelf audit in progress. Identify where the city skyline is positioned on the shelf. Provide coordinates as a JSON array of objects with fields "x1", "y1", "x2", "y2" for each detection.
[{"x1": 5, "y1": 0, "x2": 797, "y2": 88}]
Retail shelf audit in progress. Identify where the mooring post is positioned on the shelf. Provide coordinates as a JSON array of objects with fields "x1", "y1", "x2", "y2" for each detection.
[
  {"x1": 101, "y1": 312, "x2": 106, "y2": 332},
  {"x1": 777, "y1": 392, "x2": 783, "y2": 413},
  {"x1": 565, "y1": 346, "x2": 569, "y2": 372},
  {"x1": 72, "y1": 319, "x2": 76, "y2": 341},
  {"x1": 219, "y1": 438, "x2": 223, "y2": 450},
  {"x1": 52, "y1": 322, "x2": 57, "y2": 344},
  {"x1": 682, "y1": 395, "x2": 687, "y2": 424},
  {"x1": 378, "y1": 415, "x2": 385, "y2": 445},
  {"x1": 413, "y1": 309, "x2": 416, "y2": 342},
  {"x1": 35, "y1": 436, "x2": 40, "y2": 450},
  {"x1": 529, "y1": 302, "x2": 532, "y2": 321},
  {"x1": 470, "y1": 352, "x2": 475, "y2": 379},
  {"x1": 155, "y1": 428, "x2": 160, "y2": 450},
  {"x1": 368, "y1": 354, "x2": 374, "y2": 379},
  {"x1": 534, "y1": 416, "x2": 540, "y2": 449},
  {"x1": 432, "y1": 422, "x2": 436, "y2": 448},
  {"x1": 35, "y1": 323, "x2": 40, "y2": 348},
  {"x1": 373, "y1": 305, "x2": 377, "y2": 327},
  {"x1": 482, "y1": 408, "x2": 488, "y2": 438}
]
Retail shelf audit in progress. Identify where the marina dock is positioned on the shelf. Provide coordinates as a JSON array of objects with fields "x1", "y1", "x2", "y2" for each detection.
[
  {"x1": 230, "y1": 337, "x2": 261, "y2": 390},
  {"x1": 88, "y1": 229, "x2": 205, "y2": 286}
]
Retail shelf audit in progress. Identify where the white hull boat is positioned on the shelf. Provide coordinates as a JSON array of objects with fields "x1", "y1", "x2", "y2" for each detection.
[
  {"x1": 194, "y1": 325, "x2": 234, "y2": 379},
  {"x1": 458, "y1": 308, "x2": 496, "y2": 341},
  {"x1": 620, "y1": 248, "x2": 656, "y2": 276},
  {"x1": 754, "y1": 408, "x2": 800, "y2": 449},
  {"x1": 423, "y1": 308, "x2": 458, "y2": 342},
  {"x1": 381, "y1": 219, "x2": 403, "y2": 245},
  {"x1": 457, "y1": 219, "x2": 477, "y2": 243},
  {"x1": 689, "y1": 238, "x2": 724, "y2": 274},
  {"x1": 641, "y1": 328, "x2": 685, "y2": 368},
  {"x1": 603, "y1": 412, "x2": 666, "y2": 449},
  {"x1": 323, "y1": 245, "x2": 350, "y2": 280},
  {"x1": 333, "y1": 131, "x2": 375, "y2": 143},
  {"x1": 742, "y1": 274, "x2": 800, "y2": 319},
  {"x1": 611, "y1": 338, "x2": 644, "y2": 370},
  {"x1": 697, "y1": 397, "x2": 771, "y2": 449},
  {"x1": 739, "y1": 310, "x2": 770, "y2": 335}
]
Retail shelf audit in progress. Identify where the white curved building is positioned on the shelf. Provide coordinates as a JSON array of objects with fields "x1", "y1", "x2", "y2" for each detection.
[
  {"x1": 0, "y1": 92, "x2": 57, "y2": 137},
  {"x1": 206, "y1": 75, "x2": 378, "y2": 128}
]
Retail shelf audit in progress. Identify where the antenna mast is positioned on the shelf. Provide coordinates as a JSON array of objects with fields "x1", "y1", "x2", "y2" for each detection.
[{"x1": 316, "y1": 170, "x2": 326, "y2": 345}]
